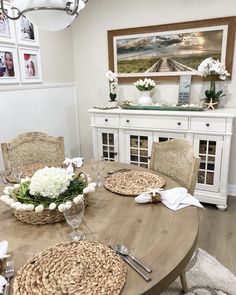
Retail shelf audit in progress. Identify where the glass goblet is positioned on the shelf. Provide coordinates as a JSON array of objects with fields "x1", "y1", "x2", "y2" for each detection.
[
  {"x1": 11, "y1": 165, "x2": 23, "y2": 183},
  {"x1": 63, "y1": 198, "x2": 85, "y2": 241}
]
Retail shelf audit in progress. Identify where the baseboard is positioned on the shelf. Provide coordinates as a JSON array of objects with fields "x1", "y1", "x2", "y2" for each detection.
[{"x1": 228, "y1": 184, "x2": 236, "y2": 197}]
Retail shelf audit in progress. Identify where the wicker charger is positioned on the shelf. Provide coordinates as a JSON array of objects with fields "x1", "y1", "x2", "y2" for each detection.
[
  {"x1": 104, "y1": 170, "x2": 165, "y2": 196},
  {"x1": 13, "y1": 241, "x2": 127, "y2": 295}
]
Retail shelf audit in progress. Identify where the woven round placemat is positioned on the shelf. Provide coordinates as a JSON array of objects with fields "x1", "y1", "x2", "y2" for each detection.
[
  {"x1": 104, "y1": 170, "x2": 165, "y2": 196},
  {"x1": 13, "y1": 241, "x2": 127, "y2": 295},
  {"x1": 3, "y1": 163, "x2": 47, "y2": 183}
]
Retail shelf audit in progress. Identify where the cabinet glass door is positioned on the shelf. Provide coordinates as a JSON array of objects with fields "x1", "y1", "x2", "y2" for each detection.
[
  {"x1": 194, "y1": 135, "x2": 223, "y2": 192},
  {"x1": 125, "y1": 131, "x2": 153, "y2": 168},
  {"x1": 97, "y1": 129, "x2": 118, "y2": 161}
]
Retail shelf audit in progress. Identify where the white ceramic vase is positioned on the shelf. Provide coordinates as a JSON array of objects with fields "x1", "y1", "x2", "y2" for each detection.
[{"x1": 137, "y1": 91, "x2": 152, "y2": 106}]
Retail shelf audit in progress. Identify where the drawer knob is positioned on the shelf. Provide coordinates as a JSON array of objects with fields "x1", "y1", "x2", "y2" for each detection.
[
  {"x1": 105, "y1": 119, "x2": 108, "y2": 122},
  {"x1": 126, "y1": 120, "x2": 130, "y2": 123},
  {"x1": 177, "y1": 122, "x2": 181, "y2": 126},
  {"x1": 206, "y1": 123, "x2": 210, "y2": 127}
]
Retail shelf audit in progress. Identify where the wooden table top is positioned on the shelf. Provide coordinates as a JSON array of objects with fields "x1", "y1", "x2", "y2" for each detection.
[{"x1": 0, "y1": 161, "x2": 199, "y2": 295}]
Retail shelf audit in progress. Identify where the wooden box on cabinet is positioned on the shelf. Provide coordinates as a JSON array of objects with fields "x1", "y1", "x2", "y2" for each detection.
[{"x1": 89, "y1": 108, "x2": 236, "y2": 210}]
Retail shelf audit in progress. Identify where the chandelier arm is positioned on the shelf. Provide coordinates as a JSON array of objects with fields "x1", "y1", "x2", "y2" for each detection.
[
  {"x1": 66, "y1": 0, "x2": 79, "y2": 15},
  {"x1": 0, "y1": 0, "x2": 21, "y2": 20}
]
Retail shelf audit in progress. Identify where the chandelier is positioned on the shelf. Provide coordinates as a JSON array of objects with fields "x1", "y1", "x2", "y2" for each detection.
[{"x1": 0, "y1": 0, "x2": 87, "y2": 31}]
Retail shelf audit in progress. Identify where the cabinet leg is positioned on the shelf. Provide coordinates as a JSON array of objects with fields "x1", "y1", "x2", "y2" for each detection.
[{"x1": 216, "y1": 205, "x2": 227, "y2": 211}]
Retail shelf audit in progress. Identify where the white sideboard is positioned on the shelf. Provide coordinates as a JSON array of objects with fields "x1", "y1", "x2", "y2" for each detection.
[{"x1": 89, "y1": 108, "x2": 236, "y2": 210}]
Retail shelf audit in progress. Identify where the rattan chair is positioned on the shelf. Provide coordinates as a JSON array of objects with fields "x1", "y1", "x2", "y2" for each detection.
[
  {"x1": 149, "y1": 138, "x2": 200, "y2": 195},
  {"x1": 149, "y1": 138, "x2": 200, "y2": 293},
  {"x1": 1, "y1": 132, "x2": 65, "y2": 170}
]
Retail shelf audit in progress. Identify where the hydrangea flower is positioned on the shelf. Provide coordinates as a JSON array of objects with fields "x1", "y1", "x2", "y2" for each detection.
[
  {"x1": 134, "y1": 78, "x2": 156, "y2": 91},
  {"x1": 29, "y1": 167, "x2": 73, "y2": 198}
]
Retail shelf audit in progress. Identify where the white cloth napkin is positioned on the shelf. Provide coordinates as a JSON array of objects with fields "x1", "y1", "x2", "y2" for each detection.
[
  {"x1": 0, "y1": 241, "x2": 8, "y2": 294},
  {"x1": 135, "y1": 187, "x2": 204, "y2": 211},
  {"x1": 63, "y1": 157, "x2": 83, "y2": 173}
]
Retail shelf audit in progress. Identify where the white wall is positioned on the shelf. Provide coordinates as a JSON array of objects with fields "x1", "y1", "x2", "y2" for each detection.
[
  {"x1": 72, "y1": 0, "x2": 236, "y2": 185},
  {"x1": 0, "y1": 84, "x2": 79, "y2": 170}
]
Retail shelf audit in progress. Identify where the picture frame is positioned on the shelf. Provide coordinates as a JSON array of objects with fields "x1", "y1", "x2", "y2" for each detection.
[
  {"x1": 15, "y1": 15, "x2": 39, "y2": 47},
  {"x1": 18, "y1": 47, "x2": 42, "y2": 83},
  {"x1": 0, "y1": 45, "x2": 20, "y2": 83},
  {"x1": 0, "y1": 1, "x2": 16, "y2": 43},
  {"x1": 108, "y1": 16, "x2": 236, "y2": 83},
  {"x1": 178, "y1": 75, "x2": 192, "y2": 105}
]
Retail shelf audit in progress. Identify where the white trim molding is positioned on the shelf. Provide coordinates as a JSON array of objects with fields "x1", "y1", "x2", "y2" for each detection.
[{"x1": 228, "y1": 184, "x2": 236, "y2": 197}]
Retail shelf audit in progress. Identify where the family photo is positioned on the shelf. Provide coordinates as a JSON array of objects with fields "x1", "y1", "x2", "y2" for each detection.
[
  {"x1": 0, "y1": 50, "x2": 15, "y2": 77},
  {"x1": 20, "y1": 15, "x2": 35, "y2": 40},
  {"x1": 24, "y1": 53, "x2": 37, "y2": 77},
  {"x1": 0, "y1": 8, "x2": 10, "y2": 37}
]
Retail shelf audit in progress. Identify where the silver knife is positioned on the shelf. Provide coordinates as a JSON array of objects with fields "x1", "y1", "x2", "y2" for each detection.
[{"x1": 110, "y1": 246, "x2": 151, "y2": 282}]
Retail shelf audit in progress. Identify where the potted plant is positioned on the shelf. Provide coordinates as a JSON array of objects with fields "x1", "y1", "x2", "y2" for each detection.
[
  {"x1": 0, "y1": 167, "x2": 96, "y2": 224},
  {"x1": 198, "y1": 57, "x2": 230, "y2": 109},
  {"x1": 134, "y1": 78, "x2": 156, "y2": 105},
  {"x1": 105, "y1": 70, "x2": 118, "y2": 102}
]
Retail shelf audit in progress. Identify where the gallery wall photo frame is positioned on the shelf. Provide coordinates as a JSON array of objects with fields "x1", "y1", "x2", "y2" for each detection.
[
  {"x1": 18, "y1": 47, "x2": 42, "y2": 83},
  {"x1": 0, "y1": 45, "x2": 20, "y2": 83},
  {"x1": 15, "y1": 15, "x2": 39, "y2": 47},
  {"x1": 0, "y1": 1, "x2": 16, "y2": 44},
  {"x1": 107, "y1": 16, "x2": 236, "y2": 83}
]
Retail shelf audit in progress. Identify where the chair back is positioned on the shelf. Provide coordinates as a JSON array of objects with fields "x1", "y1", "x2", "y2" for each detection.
[
  {"x1": 149, "y1": 139, "x2": 200, "y2": 195},
  {"x1": 1, "y1": 132, "x2": 65, "y2": 170}
]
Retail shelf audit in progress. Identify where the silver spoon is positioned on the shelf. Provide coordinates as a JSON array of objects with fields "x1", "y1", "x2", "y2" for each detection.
[{"x1": 116, "y1": 244, "x2": 152, "y2": 273}]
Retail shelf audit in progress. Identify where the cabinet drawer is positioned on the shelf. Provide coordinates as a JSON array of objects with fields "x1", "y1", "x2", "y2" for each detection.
[
  {"x1": 94, "y1": 114, "x2": 119, "y2": 126},
  {"x1": 120, "y1": 115, "x2": 188, "y2": 130},
  {"x1": 190, "y1": 117, "x2": 226, "y2": 133}
]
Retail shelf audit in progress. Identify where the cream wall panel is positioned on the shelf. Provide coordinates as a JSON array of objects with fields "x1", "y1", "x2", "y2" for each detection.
[{"x1": 0, "y1": 84, "x2": 80, "y2": 171}]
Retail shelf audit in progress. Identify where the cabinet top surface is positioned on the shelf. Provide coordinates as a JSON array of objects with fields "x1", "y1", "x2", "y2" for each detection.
[{"x1": 88, "y1": 107, "x2": 236, "y2": 118}]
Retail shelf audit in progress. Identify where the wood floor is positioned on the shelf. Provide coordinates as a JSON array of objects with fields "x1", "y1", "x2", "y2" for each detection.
[{"x1": 198, "y1": 196, "x2": 236, "y2": 275}]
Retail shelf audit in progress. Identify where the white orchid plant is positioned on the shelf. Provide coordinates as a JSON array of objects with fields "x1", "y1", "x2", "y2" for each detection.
[
  {"x1": 0, "y1": 166, "x2": 96, "y2": 213},
  {"x1": 105, "y1": 70, "x2": 118, "y2": 101},
  {"x1": 134, "y1": 78, "x2": 156, "y2": 91},
  {"x1": 198, "y1": 57, "x2": 230, "y2": 103}
]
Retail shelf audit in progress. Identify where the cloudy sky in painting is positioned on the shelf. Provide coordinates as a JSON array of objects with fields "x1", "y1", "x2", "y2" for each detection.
[{"x1": 117, "y1": 30, "x2": 223, "y2": 58}]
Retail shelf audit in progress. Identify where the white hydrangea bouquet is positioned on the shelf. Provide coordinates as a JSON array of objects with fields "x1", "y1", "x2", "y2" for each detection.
[
  {"x1": 133, "y1": 78, "x2": 156, "y2": 91},
  {"x1": 0, "y1": 167, "x2": 96, "y2": 224},
  {"x1": 198, "y1": 57, "x2": 230, "y2": 104}
]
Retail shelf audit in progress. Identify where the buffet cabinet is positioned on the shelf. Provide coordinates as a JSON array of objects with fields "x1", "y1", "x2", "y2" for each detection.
[{"x1": 89, "y1": 108, "x2": 236, "y2": 210}]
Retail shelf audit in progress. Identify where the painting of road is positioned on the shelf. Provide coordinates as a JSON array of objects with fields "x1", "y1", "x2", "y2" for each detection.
[{"x1": 115, "y1": 28, "x2": 224, "y2": 75}]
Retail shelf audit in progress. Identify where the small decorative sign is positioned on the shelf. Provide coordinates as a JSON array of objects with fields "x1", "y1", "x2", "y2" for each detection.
[{"x1": 178, "y1": 75, "x2": 192, "y2": 105}]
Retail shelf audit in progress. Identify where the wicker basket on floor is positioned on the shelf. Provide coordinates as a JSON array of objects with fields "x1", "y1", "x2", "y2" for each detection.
[{"x1": 12, "y1": 193, "x2": 89, "y2": 225}]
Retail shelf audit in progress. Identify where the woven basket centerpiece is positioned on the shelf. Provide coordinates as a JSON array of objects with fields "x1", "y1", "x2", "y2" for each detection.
[
  {"x1": 104, "y1": 170, "x2": 165, "y2": 196},
  {"x1": 0, "y1": 167, "x2": 96, "y2": 225},
  {"x1": 13, "y1": 241, "x2": 127, "y2": 295}
]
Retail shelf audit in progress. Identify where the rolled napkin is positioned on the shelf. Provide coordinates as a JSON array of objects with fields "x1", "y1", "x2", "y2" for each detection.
[
  {"x1": 0, "y1": 241, "x2": 8, "y2": 294},
  {"x1": 135, "y1": 187, "x2": 204, "y2": 211},
  {"x1": 0, "y1": 276, "x2": 7, "y2": 294},
  {"x1": 0, "y1": 241, "x2": 8, "y2": 259},
  {"x1": 63, "y1": 157, "x2": 83, "y2": 173}
]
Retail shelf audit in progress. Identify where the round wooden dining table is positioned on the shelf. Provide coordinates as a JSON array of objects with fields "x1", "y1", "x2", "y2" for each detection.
[{"x1": 0, "y1": 161, "x2": 199, "y2": 295}]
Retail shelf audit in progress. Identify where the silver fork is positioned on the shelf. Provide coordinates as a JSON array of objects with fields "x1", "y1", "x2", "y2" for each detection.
[{"x1": 3, "y1": 259, "x2": 14, "y2": 295}]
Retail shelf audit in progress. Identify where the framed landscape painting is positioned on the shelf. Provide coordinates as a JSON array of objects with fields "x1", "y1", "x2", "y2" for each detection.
[
  {"x1": 108, "y1": 17, "x2": 236, "y2": 83},
  {"x1": 0, "y1": 46, "x2": 19, "y2": 83},
  {"x1": 18, "y1": 47, "x2": 42, "y2": 83}
]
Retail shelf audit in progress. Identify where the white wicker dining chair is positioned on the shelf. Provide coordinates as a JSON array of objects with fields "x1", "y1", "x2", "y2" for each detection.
[
  {"x1": 1, "y1": 132, "x2": 65, "y2": 170},
  {"x1": 149, "y1": 138, "x2": 200, "y2": 293},
  {"x1": 149, "y1": 138, "x2": 200, "y2": 195}
]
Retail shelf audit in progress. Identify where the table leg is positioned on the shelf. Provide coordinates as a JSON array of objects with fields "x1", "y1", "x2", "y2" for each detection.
[{"x1": 180, "y1": 271, "x2": 188, "y2": 293}]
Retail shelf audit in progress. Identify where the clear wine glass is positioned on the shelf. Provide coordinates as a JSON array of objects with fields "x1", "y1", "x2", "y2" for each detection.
[
  {"x1": 10, "y1": 165, "x2": 23, "y2": 183},
  {"x1": 63, "y1": 198, "x2": 85, "y2": 241}
]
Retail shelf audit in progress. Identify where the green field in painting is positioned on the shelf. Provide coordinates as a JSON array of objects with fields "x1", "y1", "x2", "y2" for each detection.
[
  {"x1": 118, "y1": 58, "x2": 160, "y2": 73},
  {"x1": 172, "y1": 53, "x2": 221, "y2": 70}
]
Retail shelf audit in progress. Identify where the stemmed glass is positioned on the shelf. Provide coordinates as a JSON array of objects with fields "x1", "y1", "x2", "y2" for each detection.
[
  {"x1": 63, "y1": 197, "x2": 85, "y2": 241},
  {"x1": 10, "y1": 164, "x2": 23, "y2": 183}
]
